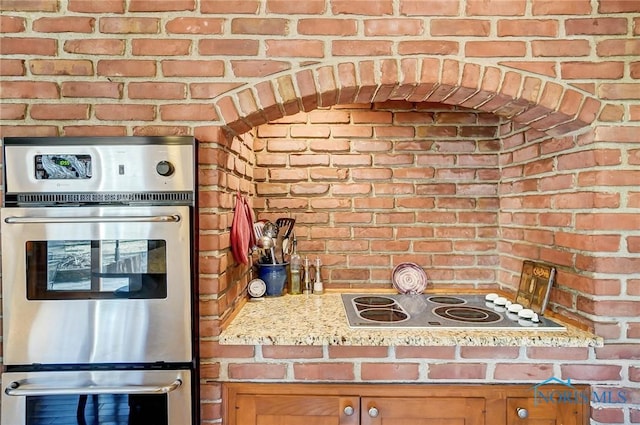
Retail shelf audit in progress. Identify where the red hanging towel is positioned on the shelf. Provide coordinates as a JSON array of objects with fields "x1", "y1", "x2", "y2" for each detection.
[{"x1": 230, "y1": 192, "x2": 253, "y2": 265}]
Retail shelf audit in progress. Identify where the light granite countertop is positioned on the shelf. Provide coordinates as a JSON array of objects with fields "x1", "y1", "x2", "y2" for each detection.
[{"x1": 219, "y1": 292, "x2": 603, "y2": 347}]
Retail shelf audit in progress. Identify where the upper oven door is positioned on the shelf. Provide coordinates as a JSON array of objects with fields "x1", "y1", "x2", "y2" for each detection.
[{"x1": 1, "y1": 205, "x2": 193, "y2": 366}]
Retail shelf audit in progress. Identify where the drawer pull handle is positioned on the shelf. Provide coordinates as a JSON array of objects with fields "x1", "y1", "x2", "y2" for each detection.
[
  {"x1": 517, "y1": 407, "x2": 529, "y2": 419},
  {"x1": 368, "y1": 406, "x2": 379, "y2": 417},
  {"x1": 343, "y1": 406, "x2": 354, "y2": 416}
]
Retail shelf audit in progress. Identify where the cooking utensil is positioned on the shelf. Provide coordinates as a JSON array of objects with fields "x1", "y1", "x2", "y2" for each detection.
[
  {"x1": 253, "y1": 221, "x2": 265, "y2": 240},
  {"x1": 274, "y1": 225, "x2": 287, "y2": 263},
  {"x1": 276, "y1": 217, "x2": 296, "y2": 238},
  {"x1": 262, "y1": 221, "x2": 278, "y2": 238}
]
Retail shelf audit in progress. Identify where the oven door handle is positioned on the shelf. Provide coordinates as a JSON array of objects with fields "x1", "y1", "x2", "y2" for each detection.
[
  {"x1": 3, "y1": 214, "x2": 181, "y2": 224},
  {"x1": 4, "y1": 379, "x2": 182, "y2": 396}
]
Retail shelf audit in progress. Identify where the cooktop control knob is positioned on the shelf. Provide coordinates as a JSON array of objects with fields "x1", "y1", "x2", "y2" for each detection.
[{"x1": 156, "y1": 160, "x2": 175, "y2": 177}]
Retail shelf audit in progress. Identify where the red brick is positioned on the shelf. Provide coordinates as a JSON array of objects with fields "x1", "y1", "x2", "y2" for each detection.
[
  {"x1": 527, "y1": 347, "x2": 590, "y2": 360},
  {"x1": 493, "y1": 363, "x2": 553, "y2": 380},
  {"x1": 266, "y1": 40, "x2": 324, "y2": 58},
  {"x1": 533, "y1": 0, "x2": 592, "y2": 14},
  {"x1": 579, "y1": 170, "x2": 640, "y2": 186},
  {"x1": 64, "y1": 39, "x2": 124, "y2": 55},
  {"x1": 131, "y1": 39, "x2": 191, "y2": 56},
  {"x1": 228, "y1": 363, "x2": 287, "y2": 380},
  {"x1": 232, "y1": 18, "x2": 288, "y2": 35},
  {"x1": 0, "y1": 59, "x2": 24, "y2": 76},
  {"x1": 298, "y1": 18, "x2": 357, "y2": 36},
  {"x1": 591, "y1": 407, "x2": 625, "y2": 423},
  {"x1": 331, "y1": 0, "x2": 393, "y2": 15},
  {"x1": 198, "y1": 39, "x2": 259, "y2": 56},
  {"x1": 201, "y1": 0, "x2": 259, "y2": 13},
  {"x1": 266, "y1": 0, "x2": 326, "y2": 14},
  {"x1": 598, "y1": 39, "x2": 640, "y2": 57},
  {"x1": 160, "y1": 104, "x2": 217, "y2": 121},
  {"x1": 128, "y1": 82, "x2": 185, "y2": 99},
  {"x1": 31, "y1": 104, "x2": 89, "y2": 120},
  {"x1": 576, "y1": 213, "x2": 640, "y2": 230},
  {"x1": 400, "y1": 0, "x2": 459, "y2": 16},
  {"x1": 162, "y1": 60, "x2": 224, "y2": 77},
  {"x1": 431, "y1": 19, "x2": 490, "y2": 36},
  {"x1": 0, "y1": 103, "x2": 26, "y2": 120},
  {"x1": 202, "y1": 342, "x2": 255, "y2": 359},
  {"x1": 33, "y1": 16, "x2": 94, "y2": 32},
  {"x1": 61, "y1": 82, "x2": 122, "y2": 98},
  {"x1": 599, "y1": 0, "x2": 640, "y2": 13},
  {"x1": 0, "y1": 37, "x2": 56, "y2": 55},
  {"x1": 95, "y1": 104, "x2": 154, "y2": 122},
  {"x1": 29, "y1": 59, "x2": 93, "y2": 76},
  {"x1": 398, "y1": 40, "x2": 459, "y2": 56},
  {"x1": 332, "y1": 40, "x2": 393, "y2": 56},
  {"x1": 561, "y1": 62, "x2": 624, "y2": 80},
  {"x1": 365, "y1": 18, "x2": 423, "y2": 36},
  {"x1": 166, "y1": 18, "x2": 224, "y2": 34},
  {"x1": 566, "y1": 18, "x2": 628, "y2": 35},
  {"x1": 61, "y1": 125, "x2": 117, "y2": 137},
  {"x1": 1, "y1": 0, "x2": 58, "y2": 11},
  {"x1": 595, "y1": 126, "x2": 640, "y2": 142},
  {"x1": 97, "y1": 60, "x2": 156, "y2": 77},
  {"x1": 99, "y1": 17, "x2": 159, "y2": 33},
  {"x1": 262, "y1": 346, "x2": 323, "y2": 359},
  {"x1": 467, "y1": 41, "x2": 526, "y2": 57},
  {"x1": 596, "y1": 344, "x2": 640, "y2": 360},
  {"x1": 128, "y1": 0, "x2": 195, "y2": 11},
  {"x1": 428, "y1": 363, "x2": 487, "y2": 379},
  {"x1": 0, "y1": 16, "x2": 26, "y2": 32},
  {"x1": 68, "y1": 0, "x2": 124, "y2": 13},
  {"x1": 599, "y1": 83, "x2": 640, "y2": 100},
  {"x1": 561, "y1": 364, "x2": 622, "y2": 381},
  {"x1": 0, "y1": 81, "x2": 60, "y2": 99},
  {"x1": 460, "y1": 347, "x2": 520, "y2": 359},
  {"x1": 629, "y1": 236, "x2": 640, "y2": 253},
  {"x1": 293, "y1": 362, "x2": 355, "y2": 380},
  {"x1": 232, "y1": 60, "x2": 290, "y2": 77},
  {"x1": 498, "y1": 19, "x2": 558, "y2": 37},
  {"x1": 361, "y1": 363, "x2": 419, "y2": 380},
  {"x1": 532, "y1": 40, "x2": 590, "y2": 57},
  {"x1": 0, "y1": 125, "x2": 57, "y2": 137},
  {"x1": 329, "y1": 345, "x2": 389, "y2": 358}
]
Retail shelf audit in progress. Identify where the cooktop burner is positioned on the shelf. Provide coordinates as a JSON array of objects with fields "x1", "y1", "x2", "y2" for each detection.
[{"x1": 342, "y1": 294, "x2": 565, "y2": 330}]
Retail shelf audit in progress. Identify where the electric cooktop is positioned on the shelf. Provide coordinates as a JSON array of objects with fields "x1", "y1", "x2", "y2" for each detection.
[{"x1": 341, "y1": 294, "x2": 565, "y2": 331}]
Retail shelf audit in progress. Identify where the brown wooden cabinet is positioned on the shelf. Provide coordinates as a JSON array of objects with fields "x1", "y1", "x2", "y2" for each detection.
[
  {"x1": 223, "y1": 383, "x2": 589, "y2": 425},
  {"x1": 506, "y1": 396, "x2": 587, "y2": 425}
]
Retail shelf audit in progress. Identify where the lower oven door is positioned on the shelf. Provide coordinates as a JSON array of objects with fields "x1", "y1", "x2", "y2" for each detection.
[
  {"x1": 1, "y1": 205, "x2": 193, "y2": 366},
  {"x1": 1, "y1": 369, "x2": 192, "y2": 425}
]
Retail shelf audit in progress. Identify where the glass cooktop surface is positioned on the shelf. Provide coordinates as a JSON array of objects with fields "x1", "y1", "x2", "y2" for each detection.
[{"x1": 341, "y1": 294, "x2": 565, "y2": 330}]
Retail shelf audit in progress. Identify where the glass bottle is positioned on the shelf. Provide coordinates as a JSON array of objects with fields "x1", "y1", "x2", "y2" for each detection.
[{"x1": 287, "y1": 238, "x2": 302, "y2": 295}]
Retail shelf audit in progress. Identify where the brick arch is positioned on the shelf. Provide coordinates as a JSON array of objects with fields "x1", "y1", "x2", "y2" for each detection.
[{"x1": 214, "y1": 57, "x2": 602, "y2": 137}]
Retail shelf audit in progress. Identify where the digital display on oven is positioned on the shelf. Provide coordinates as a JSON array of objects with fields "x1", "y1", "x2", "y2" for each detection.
[{"x1": 35, "y1": 154, "x2": 92, "y2": 180}]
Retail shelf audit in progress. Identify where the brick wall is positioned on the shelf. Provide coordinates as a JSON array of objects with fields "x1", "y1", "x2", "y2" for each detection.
[
  {"x1": 253, "y1": 102, "x2": 502, "y2": 288},
  {"x1": 1, "y1": 1, "x2": 639, "y2": 424}
]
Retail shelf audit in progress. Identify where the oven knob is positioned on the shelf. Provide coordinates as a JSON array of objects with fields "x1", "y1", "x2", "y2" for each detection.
[{"x1": 156, "y1": 160, "x2": 175, "y2": 177}]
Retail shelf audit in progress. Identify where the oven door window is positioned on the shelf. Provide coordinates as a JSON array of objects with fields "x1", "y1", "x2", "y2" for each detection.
[
  {"x1": 26, "y1": 240, "x2": 167, "y2": 300},
  {"x1": 26, "y1": 393, "x2": 168, "y2": 425}
]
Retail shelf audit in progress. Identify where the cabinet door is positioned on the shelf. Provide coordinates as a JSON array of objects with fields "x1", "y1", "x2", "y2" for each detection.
[
  {"x1": 506, "y1": 397, "x2": 586, "y2": 425},
  {"x1": 361, "y1": 397, "x2": 485, "y2": 425},
  {"x1": 233, "y1": 394, "x2": 359, "y2": 425}
]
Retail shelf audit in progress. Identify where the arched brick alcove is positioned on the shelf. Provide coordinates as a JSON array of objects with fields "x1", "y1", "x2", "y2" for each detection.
[{"x1": 212, "y1": 57, "x2": 601, "y2": 137}]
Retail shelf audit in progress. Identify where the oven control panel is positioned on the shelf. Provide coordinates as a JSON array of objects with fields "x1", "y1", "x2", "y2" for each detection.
[
  {"x1": 3, "y1": 136, "x2": 195, "y2": 205},
  {"x1": 35, "y1": 154, "x2": 93, "y2": 180}
]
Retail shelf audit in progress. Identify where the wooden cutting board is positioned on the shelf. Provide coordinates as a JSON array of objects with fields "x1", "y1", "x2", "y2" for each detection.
[{"x1": 515, "y1": 260, "x2": 556, "y2": 315}]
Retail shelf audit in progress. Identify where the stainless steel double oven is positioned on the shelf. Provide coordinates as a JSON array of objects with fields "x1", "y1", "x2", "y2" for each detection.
[{"x1": 1, "y1": 137, "x2": 197, "y2": 425}]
